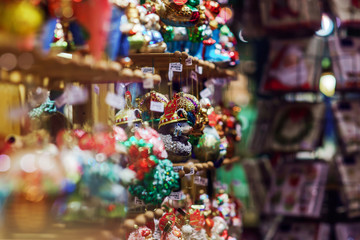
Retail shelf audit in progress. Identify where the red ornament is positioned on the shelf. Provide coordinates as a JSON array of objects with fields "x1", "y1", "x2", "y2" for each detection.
[
  {"x1": 159, "y1": 213, "x2": 176, "y2": 231},
  {"x1": 189, "y1": 210, "x2": 205, "y2": 231},
  {"x1": 173, "y1": 0, "x2": 187, "y2": 5},
  {"x1": 141, "y1": 228, "x2": 152, "y2": 237},
  {"x1": 78, "y1": 133, "x2": 95, "y2": 150}
]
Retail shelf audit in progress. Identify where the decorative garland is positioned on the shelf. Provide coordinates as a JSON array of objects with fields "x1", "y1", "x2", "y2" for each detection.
[{"x1": 274, "y1": 107, "x2": 314, "y2": 145}]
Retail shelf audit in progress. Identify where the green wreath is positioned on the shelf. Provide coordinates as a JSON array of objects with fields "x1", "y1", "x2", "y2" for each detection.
[{"x1": 274, "y1": 107, "x2": 314, "y2": 145}]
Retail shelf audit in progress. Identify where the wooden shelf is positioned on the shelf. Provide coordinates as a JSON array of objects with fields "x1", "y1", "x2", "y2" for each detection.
[
  {"x1": 0, "y1": 44, "x2": 161, "y2": 88},
  {"x1": 129, "y1": 51, "x2": 236, "y2": 79}
]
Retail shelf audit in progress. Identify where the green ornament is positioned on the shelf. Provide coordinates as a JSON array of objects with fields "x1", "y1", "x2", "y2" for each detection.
[
  {"x1": 129, "y1": 160, "x2": 179, "y2": 204},
  {"x1": 187, "y1": 0, "x2": 200, "y2": 7},
  {"x1": 162, "y1": 26, "x2": 174, "y2": 43}
]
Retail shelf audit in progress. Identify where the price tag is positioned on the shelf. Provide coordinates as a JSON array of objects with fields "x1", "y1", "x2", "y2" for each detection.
[
  {"x1": 196, "y1": 65, "x2": 203, "y2": 74},
  {"x1": 141, "y1": 67, "x2": 154, "y2": 74},
  {"x1": 194, "y1": 176, "x2": 208, "y2": 186},
  {"x1": 169, "y1": 191, "x2": 183, "y2": 200},
  {"x1": 169, "y1": 62, "x2": 183, "y2": 72},
  {"x1": 134, "y1": 197, "x2": 145, "y2": 206},
  {"x1": 105, "y1": 92, "x2": 125, "y2": 109},
  {"x1": 190, "y1": 70, "x2": 198, "y2": 81},
  {"x1": 67, "y1": 85, "x2": 89, "y2": 105},
  {"x1": 202, "y1": 178, "x2": 208, "y2": 186},
  {"x1": 194, "y1": 176, "x2": 202, "y2": 185},
  {"x1": 200, "y1": 88, "x2": 212, "y2": 99},
  {"x1": 150, "y1": 101, "x2": 164, "y2": 113},
  {"x1": 185, "y1": 58, "x2": 192, "y2": 66},
  {"x1": 173, "y1": 166, "x2": 184, "y2": 172},
  {"x1": 55, "y1": 85, "x2": 89, "y2": 107},
  {"x1": 185, "y1": 167, "x2": 195, "y2": 176},
  {"x1": 168, "y1": 69, "x2": 173, "y2": 81},
  {"x1": 143, "y1": 78, "x2": 154, "y2": 89}
]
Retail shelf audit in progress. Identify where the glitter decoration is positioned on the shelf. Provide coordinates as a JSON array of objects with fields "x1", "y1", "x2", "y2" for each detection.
[{"x1": 129, "y1": 159, "x2": 179, "y2": 204}]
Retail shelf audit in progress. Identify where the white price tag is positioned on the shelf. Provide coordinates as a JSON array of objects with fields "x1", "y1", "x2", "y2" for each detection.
[
  {"x1": 194, "y1": 176, "x2": 202, "y2": 185},
  {"x1": 168, "y1": 69, "x2": 173, "y2": 81},
  {"x1": 141, "y1": 67, "x2": 154, "y2": 74},
  {"x1": 196, "y1": 65, "x2": 203, "y2": 74},
  {"x1": 55, "y1": 85, "x2": 89, "y2": 107},
  {"x1": 143, "y1": 78, "x2": 154, "y2": 89},
  {"x1": 190, "y1": 70, "x2": 198, "y2": 81},
  {"x1": 169, "y1": 191, "x2": 183, "y2": 200},
  {"x1": 169, "y1": 62, "x2": 183, "y2": 72},
  {"x1": 173, "y1": 166, "x2": 184, "y2": 172},
  {"x1": 194, "y1": 176, "x2": 208, "y2": 186},
  {"x1": 105, "y1": 92, "x2": 125, "y2": 109},
  {"x1": 150, "y1": 101, "x2": 164, "y2": 113},
  {"x1": 134, "y1": 197, "x2": 145, "y2": 206},
  {"x1": 185, "y1": 167, "x2": 195, "y2": 176},
  {"x1": 200, "y1": 88, "x2": 212, "y2": 99},
  {"x1": 185, "y1": 58, "x2": 192, "y2": 66}
]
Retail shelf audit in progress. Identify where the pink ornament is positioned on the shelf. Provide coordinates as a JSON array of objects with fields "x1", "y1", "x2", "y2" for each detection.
[
  {"x1": 113, "y1": 126, "x2": 128, "y2": 142},
  {"x1": 134, "y1": 127, "x2": 168, "y2": 159}
]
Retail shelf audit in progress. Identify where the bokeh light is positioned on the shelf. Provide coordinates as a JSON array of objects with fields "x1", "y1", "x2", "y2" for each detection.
[
  {"x1": 319, "y1": 73, "x2": 336, "y2": 97},
  {"x1": 316, "y1": 14, "x2": 334, "y2": 37}
]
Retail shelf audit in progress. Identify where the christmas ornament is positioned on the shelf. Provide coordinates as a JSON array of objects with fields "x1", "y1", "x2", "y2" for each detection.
[
  {"x1": 128, "y1": 226, "x2": 154, "y2": 240},
  {"x1": 149, "y1": 0, "x2": 205, "y2": 28},
  {"x1": 193, "y1": 125, "x2": 221, "y2": 162},
  {"x1": 158, "y1": 93, "x2": 200, "y2": 163},
  {"x1": 115, "y1": 91, "x2": 143, "y2": 131},
  {"x1": 124, "y1": 135, "x2": 158, "y2": 180},
  {"x1": 138, "y1": 8, "x2": 167, "y2": 53},
  {"x1": 0, "y1": 1, "x2": 43, "y2": 36},
  {"x1": 139, "y1": 91, "x2": 169, "y2": 129},
  {"x1": 211, "y1": 216, "x2": 229, "y2": 240},
  {"x1": 134, "y1": 126, "x2": 168, "y2": 159},
  {"x1": 129, "y1": 159, "x2": 179, "y2": 204}
]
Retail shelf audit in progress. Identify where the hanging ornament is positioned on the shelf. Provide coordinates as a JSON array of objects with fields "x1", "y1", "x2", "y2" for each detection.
[
  {"x1": 115, "y1": 91, "x2": 143, "y2": 132},
  {"x1": 193, "y1": 125, "x2": 221, "y2": 162},
  {"x1": 139, "y1": 91, "x2": 169, "y2": 129},
  {"x1": 134, "y1": 126, "x2": 168, "y2": 159},
  {"x1": 129, "y1": 159, "x2": 179, "y2": 204},
  {"x1": 189, "y1": 210, "x2": 205, "y2": 231},
  {"x1": 211, "y1": 216, "x2": 229, "y2": 240},
  {"x1": 158, "y1": 93, "x2": 200, "y2": 163},
  {"x1": 128, "y1": 226, "x2": 154, "y2": 240}
]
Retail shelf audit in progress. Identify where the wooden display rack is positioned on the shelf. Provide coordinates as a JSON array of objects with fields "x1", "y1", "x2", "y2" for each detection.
[
  {"x1": 129, "y1": 51, "x2": 237, "y2": 80},
  {"x1": 0, "y1": 42, "x2": 239, "y2": 238},
  {"x1": 0, "y1": 44, "x2": 162, "y2": 89}
]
